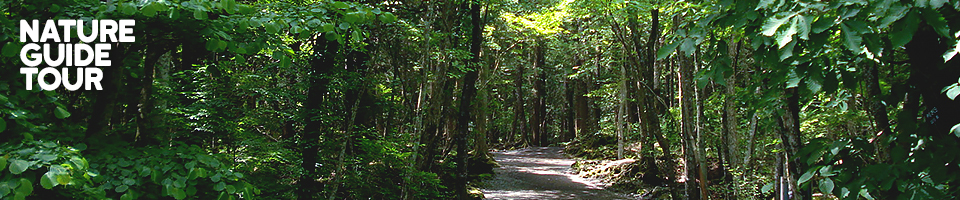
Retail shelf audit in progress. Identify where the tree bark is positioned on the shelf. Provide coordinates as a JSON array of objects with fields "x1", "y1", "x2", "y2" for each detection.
[
  {"x1": 618, "y1": 61, "x2": 627, "y2": 159},
  {"x1": 679, "y1": 50, "x2": 700, "y2": 200},
  {"x1": 862, "y1": 61, "x2": 891, "y2": 163},
  {"x1": 778, "y1": 87, "x2": 805, "y2": 200},
  {"x1": 86, "y1": 43, "x2": 135, "y2": 140},
  {"x1": 531, "y1": 41, "x2": 547, "y2": 146},
  {"x1": 454, "y1": 2, "x2": 482, "y2": 199},
  {"x1": 721, "y1": 39, "x2": 739, "y2": 188},
  {"x1": 563, "y1": 65, "x2": 576, "y2": 142},
  {"x1": 136, "y1": 43, "x2": 172, "y2": 146},
  {"x1": 512, "y1": 51, "x2": 526, "y2": 146},
  {"x1": 298, "y1": 34, "x2": 339, "y2": 200}
]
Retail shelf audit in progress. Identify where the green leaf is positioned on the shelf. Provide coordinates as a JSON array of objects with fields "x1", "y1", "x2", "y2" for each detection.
[
  {"x1": 756, "y1": 0, "x2": 775, "y2": 10},
  {"x1": 930, "y1": 0, "x2": 948, "y2": 9},
  {"x1": 0, "y1": 156, "x2": 6, "y2": 171},
  {"x1": 321, "y1": 23, "x2": 335, "y2": 32},
  {"x1": 840, "y1": 22, "x2": 862, "y2": 54},
  {"x1": 807, "y1": 77, "x2": 822, "y2": 94},
  {"x1": 324, "y1": 31, "x2": 340, "y2": 41},
  {"x1": 217, "y1": 40, "x2": 227, "y2": 52},
  {"x1": 0, "y1": 182, "x2": 10, "y2": 198},
  {"x1": 944, "y1": 41, "x2": 960, "y2": 62},
  {"x1": 238, "y1": 5, "x2": 255, "y2": 14},
  {"x1": 778, "y1": 17, "x2": 798, "y2": 48},
  {"x1": 797, "y1": 15, "x2": 812, "y2": 40},
  {"x1": 265, "y1": 23, "x2": 279, "y2": 34},
  {"x1": 798, "y1": 169, "x2": 815, "y2": 185},
  {"x1": 40, "y1": 172, "x2": 57, "y2": 189},
  {"x1": 762, "y1": 15, "x2": 792, "y2": 36},
  {"x1": 779, "y1": 40, "x2": 795, "y2": 61},
  {"x1": 859, "y1": 188, "x2": 876, "y2": 200},
  {"x1": 890, "y1": 11, "x2": 919, "y2": 48},
  {"x1": 123, "y1": 178, "x2": 135, "y2": 186},
  {"x1": 2, "y1": 42, "x2": 22, "y2": 57},
  {"x1": 680, "y1": 38, "x2": 696, "y2": 56},
  {"x1": 116, "y1": 185, "x2": 129, "y2": 193},
  {"x1": 225, "y1": 185, "x2": 236, "y2": 194},
  {"x1": 206, "y1": 38, "x2": 221, "y2": 51},
  {"x1": 0, "y1": 119, "x2": 6, "y2": 133},
  {"x1": 217, "y1": 191, "x2": 230, "y2": 200},
  {"x1": 70, "y1": 156, "x2": 87, "y2": 170},
  {"x1": 211, "y1": 173, "x2": 221, "y2": 182},
  {"x1": 379, "y1": 12, "x2": 397, "y2": 23},
  {"x1": 338, "y1": 22, "x2": 350, "y2": 30},
  {"x1": 222, "y1": 0, "x2": 236, "y2": 14},
  {"x1": 879, "y1": 5, "x2": 909, "y2": 28},
  {"x1": 944, "y1": 84, "x2": 960, "y2": 100},
  {"x1": 819, "y1": 178, "x2": 835, "y2": 194},
  {"x1": 762, "y1": 182, "x2": 775, "y2": 193},
  {"x1": 173, "y1": 187, "x2": 187, "y2": 200},
  {"x1": 819, "y1": 165, "x2": 836, "y2": 176},
  {"x1": 9, "y1": 159, "x2": 30, "y2": 175},
  {"x1": 812, "y1": 16, "x2": 835, "y2": 34},
  {"x1": 194, "y1": 9, "x2": 207, "y2": 20},
  {"x1": 333, "y1": 2, "x2": 349, "y2": 9},
  {"x1": 169, "y1": 9, "x2": 180, "y2": 20},
  {"x1": 141, "y1": 3, "x2": 158, "y2": 17},
  {"x1": 121, "y1": 4, "x2": 136, "y2": 15},
  {"x1": 786, "y1": 70, "x2": 801, "y2": 88},
  {"x1": 17, "y1": 178, "x2": 32, "y2": 197},
  {"x1": 351, "y1": 31, "x2": 361, "y2": 43},
  {"x1": 55, "y1": 174, "x2": 71, "y2": 185},
  {"x1": 214, "y1": 182, "x2": 226, "y2": 191},
  {"x1": 344, "y1": 12, "x2": 360, "y2": 23},
  {"x1": 120, "y1": 191, "x2": 135, "y2": 200},
  {"x1": 921, "y1": 9, "x2": 950, "y2": 38},
  {"x1": 656, "y1": 40, "x2": 681, "y2": 60},
  {"x1": 951, "y1": 123, "x2": 960, "y2": 137},
  {"x1": 38, "y1": 154, "x2": 56, "y2": 162},
  {"x1": 54, "y1": 107, "x2": 71, "y2": 119}
]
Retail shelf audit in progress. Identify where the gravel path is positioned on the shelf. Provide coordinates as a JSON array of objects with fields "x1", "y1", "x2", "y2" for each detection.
[{"x1": 480, "y1": 147, "x2": 630, "y2": 200}]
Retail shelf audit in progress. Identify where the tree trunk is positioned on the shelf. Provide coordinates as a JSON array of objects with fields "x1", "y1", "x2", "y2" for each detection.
[
  {"x1": 617, "y1": 61, "x2": 627, "y2": 159},
  {"x1": 563, "y1": 64, "x2": 576, "y2": 142},
  {"x1": 298, "y1": 34, "x2": 339, "y2": 200},
  {"x1": 680, "y1": 50, "x2": 700, "y2": 200},
  {"x1": 721, "y1": 39, "x2": 739, "y2": 188},
  {"x1": 694, "y1": 53, "x2": 709, "y2": 199},
  {"x1": 531, "y1": 41, "x2": 547, "y2": 146},
  {"x1": 454, "y1": 2, "x2": 482, "y2": 199},
  {"x1": 743, "y1": 110, "x2": 759, "y2": 173},
  {"x1": 574, "y1": 63, "x2": 591, "y2": 138},
  {"x1": 86, "y1": 43, "x2": 135, "y2": 140},
  {"x1": 778, "y1": 87, "x2": 805, "y2": 200},
  {"x1": 862, "y1": 61, "x2": 891, "y2": 163},
  {"x1": 513, "y1": 52, "x2": 526, "y2": 146},
  {"x1": 136, "y1": 44, "x2": 170, "y2": 146}
]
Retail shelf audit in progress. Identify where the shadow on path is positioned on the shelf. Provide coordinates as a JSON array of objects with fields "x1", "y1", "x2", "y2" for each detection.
[{"x1": 481, "y1": 147, "x2": 630, "y2": 200}]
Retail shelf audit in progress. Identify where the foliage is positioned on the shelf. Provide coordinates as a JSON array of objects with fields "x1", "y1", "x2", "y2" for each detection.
[
  {"x1": 86, "y1": 145, "x2": 258, "y2": 200},
  {"x1": 0, "y1": 141, "x2": 93, "y2": 200}
]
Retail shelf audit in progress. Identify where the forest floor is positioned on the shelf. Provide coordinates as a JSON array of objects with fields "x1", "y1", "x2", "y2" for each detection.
[{"x1": 480, "y1": 147, "x2": 632, "y2": 199}]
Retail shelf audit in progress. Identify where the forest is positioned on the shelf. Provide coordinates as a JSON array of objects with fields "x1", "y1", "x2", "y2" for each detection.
[{"x1": 1, "y1": 0, "x2": 960, "y2": 199}]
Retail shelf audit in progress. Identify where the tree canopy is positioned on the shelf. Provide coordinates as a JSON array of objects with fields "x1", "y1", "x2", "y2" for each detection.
[{"x1": 1, "y1": 0, "x2": 959, "y2": 199}]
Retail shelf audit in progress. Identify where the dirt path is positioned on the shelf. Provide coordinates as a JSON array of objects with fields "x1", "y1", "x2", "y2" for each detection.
[{"x1": 480, "y1": 147, "x2": 630, "y2": 200}]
